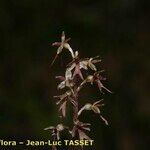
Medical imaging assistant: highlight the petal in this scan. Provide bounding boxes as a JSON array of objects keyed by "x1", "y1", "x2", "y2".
[
  {"x1": 78, "y1": 129, "x2": 91, "y2": 140},
  {"x1": 56, "y1": 124, "x2": 65, "y2": 131},
  {"x1": 81, "y1": 122, "x2": 91, "y2": 127},
  {"x1": 86, "y1": 75, "x2": 94, "y2": 83},
  {"x1": 91, "y1": 56, "x2": 101, "y2": 64},
  {"x1": 69, "y1": 97, "x2": 77, "y2": 108},
  {"x1": 70, "y1": 126, "x2": 77, "y2": 137},
  {"x1": 92, "y1": 106, "x2": 100, "y2": 114},
  {"x1": 92, "y1": 59, "x2": 101, "y2": 64},
  {"x1": 59, "y1": 101, "x2": 67, "y2": 117},
  {"x1": 84, "y1": 103, "x2": 92, "y2": 110},
  {"x1": 102, "y1": 85, "x2": 112, "y2": 93},
  {"x1": 65, "y1": 37, "x2": 71, "y2": 43},
  {"x1": 80, "y1": 61, "x2": 88, "y2": 70},
  {"x1": 82, "y1": 127, "x2": 91, "y2": 131},
  {"x1": 65, "y1": 69, "x2": 72, "y2": 79},
  {"x1": 57, "y1": 81, "x2": 66, "y2": 89},
  {"x1": 54, "y1": 93, "x2": 67, "y2": 101},
  {"x1": 44, "y1": 126, "x2": 55, "y2": 130},
  {"x1": 57, "y1": 132, "x2": 60, "y2": 140},
  {"x1": 57, "y1": 45, "x2": 63, "y2": 54},
  {"x1": 55, "y1": 76, "x2": 65, "y2": 81},
  {"x1": 75, "y1": 51, "x2": 79, "y2": 57},
  {"x1": 96, "y1": 80, "x2": 103, "y2": 93},
  {"x1": 63, "y1": 43, "x2": 75, "y2": 58},
  {"x1": 100, "y1": 115, "x2": 109, "y2": 125},
  {"x1": 78, "y1": 104, "x2": 91, "y2": 116},
  {"x1": 73, "y1": 65, "x2": 84, "y2": 80},
  {"x1": 61, "y1": 31, "x2": 65, "y2": 43},
  {"x1": 67, "y1": 63, "x2": 76, "y2": 72},
  {"x1": 97, "y1": 79, "x2": 112, "y2": 93},
  {"x1": 93, "y1": 99, "x2": 103, "y2": 106},
  {"x1": 88, "y1": 62, "x2": 97, "y2": 71},
  {"x1": 60, "y1": 94, "x2": 67, "y2": 100},
  {"x1": 52, "y1": 42, "x2": 61, "y2": 46}
]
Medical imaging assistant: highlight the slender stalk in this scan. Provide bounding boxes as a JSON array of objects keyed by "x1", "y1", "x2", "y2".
[
  {"x1": 72, "y1": 86, "x2": 79, "y2": 123},
  {"x1": 46, "y1": 31, "x2": 111, "y2": 150},
  {"x1": 72, "y1": 85, "x2": 83, "y2": 150}
]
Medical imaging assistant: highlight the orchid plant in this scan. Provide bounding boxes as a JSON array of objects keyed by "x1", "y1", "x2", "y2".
[{"x1": 45, "y1": 32, "x2": 112, "y2": 150}]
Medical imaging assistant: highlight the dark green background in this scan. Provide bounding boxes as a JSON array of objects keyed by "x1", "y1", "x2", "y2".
[{"x1": 0, "y1": 0, "x2": 149, "y2": 150}]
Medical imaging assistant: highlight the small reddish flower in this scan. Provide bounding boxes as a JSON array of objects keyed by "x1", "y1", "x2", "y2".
[
  {"x1": 67, "y1": 51, "x2": 84, "y2": 80},
  {"x1": 78, "y1": 100, "x2": 108, "y2": 125},
  {"x1": 67, "y1": 52, "x2": 101, "y2": 80},
  {"x1": 70, "y1": 120, "x2": 91, "y2": 140},
  {"x1": 50, "y1": 31, "x2": 75, "y2": 66},
  {"x1": 54, "y1": 90, "x2": 72, "y2": 117},
  {"x1": 80, "y1": 56, "x2": 101, "y2": 71},
  {"x1": 56, "y1": 69, "x2": 74, "y2": 89},
  {"x1": 44, "y1": 124, "x2": 68, "y2": 140},
  {"x1": 79, "y1": 71, "x2": 112, "y2": 94}
]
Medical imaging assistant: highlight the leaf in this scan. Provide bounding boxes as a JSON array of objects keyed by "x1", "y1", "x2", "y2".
[{"x1": 59, "y1": 101, "x2": 67, "y2": 117}]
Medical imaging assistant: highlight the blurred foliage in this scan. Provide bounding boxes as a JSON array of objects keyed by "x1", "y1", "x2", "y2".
[{"x1": 0, "y1": 0, "x2": 149, "y2": 150}]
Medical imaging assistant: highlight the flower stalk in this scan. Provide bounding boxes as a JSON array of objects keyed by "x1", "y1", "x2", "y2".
[{"x1": 45, "y1": 31, "x2": 112, "y2": 149}]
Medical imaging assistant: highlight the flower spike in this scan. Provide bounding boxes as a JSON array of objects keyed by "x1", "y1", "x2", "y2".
[{"x1": 46, "y1": 32, "x2": 112, "y2": 149}]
